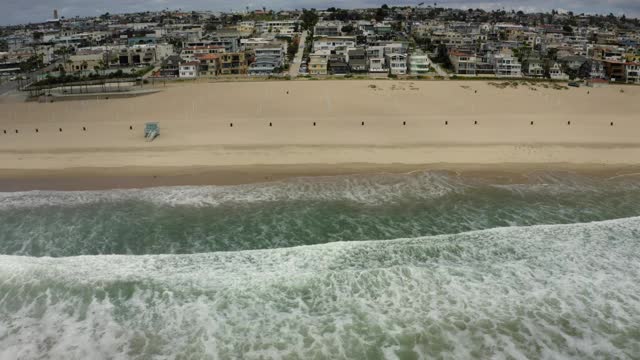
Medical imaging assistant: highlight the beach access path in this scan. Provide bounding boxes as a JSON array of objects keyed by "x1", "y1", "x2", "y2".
[{"x1": 289, "y1": 30, "x2": 308, "y2": 78}]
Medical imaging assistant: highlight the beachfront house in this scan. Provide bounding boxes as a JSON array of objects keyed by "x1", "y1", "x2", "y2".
[
  {"x1": 408, "y1": 52, "x2": 431, "y2": 75},
  {"x1": 347, "y1": 49, "x2": 368, "y2": 73},
  {"x1": 449, "y1": 51, "x2": 477, "y2": 76},
  {"x1": 549, "y1": 62, "x2": 570, "y2": 80},
  {"x1": 159, "y1": 54, "x2": 183, "y2": 77},
  {"x1": 525, "y1": 59, "x2": 545, "y2": 78},
  {"x1": 492, "y1": 52, "x2": 522, "y2": 77},
  {"x1": 195, "y1": 54, "x2": 220, "y2": 77},
  {"x1": 328, "y1": 54, "x2": 350, "y2": 75},
  {"x1": 368, "y1": 57, "x2": 385, "y2": 73},
  {"x1": 179, "y1": 61, "x2": 199, "y2": 78},
  {"x1": 309, "y1": 52, "x2": 329, "y2": 75},
  {"x1": 387, "y1": 54, "x2": 407, "y2": 75},
  {"x1": 626, "y1": 62, "x2": 640, "y2": 84},
  {"x1": 249, "y1": 42, "x2": 286, "y2": 75},
  {"x1": 219, "y1": 53, "x2": 248, "y2": 75},
  {"x1": 366, "y1": 46, "x2": 386, "y2": 73}
]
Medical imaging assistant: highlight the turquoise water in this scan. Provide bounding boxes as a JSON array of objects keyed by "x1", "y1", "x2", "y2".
[{"x1": 1, "y1": 171, "x2": 640, "y2": 359}]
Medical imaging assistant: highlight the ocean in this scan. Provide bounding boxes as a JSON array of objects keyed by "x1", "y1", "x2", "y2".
[{"x1": 1, "y1": 171, "x2": 639, "y2": 359}]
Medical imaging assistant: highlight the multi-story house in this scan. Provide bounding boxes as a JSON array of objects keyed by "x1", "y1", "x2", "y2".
[
  {"x1": 590, "y1": 60, "x2": 606, "y2": 79},
  {"x1": 525, "y1": 59, "x2": 545, "y2": 78},
  {"x1": 549, "y1": 62, "x2": 569, "y2": 80},
  {"x1": 179, "y1": 61, "x2": 199, "y2": 78},
  {"x1": 408, "y1": 52, "x2": 430, "y2": 75},
  {"x1": 368, "y1": 58, "x2": 385, "y2": 73},
  {"x1": 602, "y1": 60, "x2": 626, "y2": 81},
  {"x1": 180, "y1": 45, "x2": 226, "y2": 62},
  {"x1": 219, "y1": 52, "x2": 248, "y2": 75},
  {"x1": 328, "y1": 54, "x2": 350, "y2": 75},
  {"x1": 313, "y1": 36, "x2": 356, "y2": 53},
  {"x1": 492, "y1": 52, "x2": 522, "y2": 77},
  {"x1": 249, "y1": 43, "x2": 285, "y2": 75},
  {"x1": 347, "y1": 49, "x2": 368, "y2": 73},
  {"x1": 314, "y1": 22, "x2": 343, "y2": 37},
  {"x1": 256, "y1": 21, "x2": 300, "y2": 36},
  {"x1": 196, "y1": 54, "x2": 220, "y2": 77},
  {"x1": 386, "y1": 53, "x2": 407, "y2": 75},
  {"x1": 309, "y1": 52, "x2": 329, "y2": 75},
  {"x1": 449, "y1": 51, "x2": 477, "y2": 75},
  {"x1": 626, "y1": 62, "x2": 640, "y2": 84},
  {"x1": 159, "y1": 54, "x2": 183, "y2": 77}
]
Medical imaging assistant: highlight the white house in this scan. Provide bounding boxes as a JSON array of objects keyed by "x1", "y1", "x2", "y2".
[
  {"x1": 549, "y1": 62, "x2": 569, "y2": 80},
  {"x1": 408, "y1": 52, "x2": 430, "y2": 75},
  {"x1": 387, "y1": 54, "x2": 407, "y2": 75},
  {"x1": 313, "y1": 36, "x2": 356, "y2": 53},
  {"x1": 179, "y1": 61, "x2": 199, "y2": 78},
  {"x1": 492, "y1": 53, "x2": 522, "y2": 77},
  {"x1": 626, "y1": 62, "x2": 640, "y2": 84}
]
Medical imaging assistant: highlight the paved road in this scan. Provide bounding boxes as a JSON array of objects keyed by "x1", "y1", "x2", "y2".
[
  {"x1": 289, "y1": 30, "x2": 308, "y2": 78},
  {"x1": 0, "y1": 60, "x2": 61, "y2": 96}
]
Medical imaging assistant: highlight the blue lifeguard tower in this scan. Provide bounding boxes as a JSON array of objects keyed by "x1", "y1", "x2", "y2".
[{"x1": 144, "y1": 122, "x2": 159, "y2": 142}]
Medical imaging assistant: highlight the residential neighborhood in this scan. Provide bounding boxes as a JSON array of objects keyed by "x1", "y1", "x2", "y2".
[{"x1": 1, "y1": 4, "x2": 640, "y2": 92}]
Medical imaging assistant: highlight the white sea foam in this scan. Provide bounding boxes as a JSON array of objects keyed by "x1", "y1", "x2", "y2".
[
  {"x1": 0, "y1": 171, "x2": 464, "y2": 210},
  {"x1": 1, "y1": 217, "x2": 640, "y2": 359}
]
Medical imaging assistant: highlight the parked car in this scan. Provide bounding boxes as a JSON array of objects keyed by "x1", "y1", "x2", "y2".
[{"x1": 568, "y1": 82, "x2": 580, "y2": 87}]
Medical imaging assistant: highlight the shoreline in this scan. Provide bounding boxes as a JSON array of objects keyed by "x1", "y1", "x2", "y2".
[{"x1": 2, "y1": 163, "x2": 640, "y2": 192}]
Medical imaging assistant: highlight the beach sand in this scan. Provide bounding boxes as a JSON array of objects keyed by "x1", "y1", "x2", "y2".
[{"x1": 1, "y1": 80, "x2": 639, "y2": 189}]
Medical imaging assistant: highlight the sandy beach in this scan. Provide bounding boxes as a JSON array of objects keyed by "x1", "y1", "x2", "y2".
[{"x1": 1, "y1": 80, "x2": 639, "y2": 188}]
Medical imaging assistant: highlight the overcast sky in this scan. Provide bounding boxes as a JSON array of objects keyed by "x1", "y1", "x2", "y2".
[{"x1": 2, "y1": 0, "x2": 639, "y2": 26}]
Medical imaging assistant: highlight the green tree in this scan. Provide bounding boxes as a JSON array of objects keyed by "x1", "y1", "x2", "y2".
[
  {"x1": 341, "y1": 25, "x2": 355, "y2": 34},
  {"x1": 434, "y1": 44, "x2": 453, "y2": 70},
  {"x1": 301, "y1": 9, "x2": 319, "y2": 31}
]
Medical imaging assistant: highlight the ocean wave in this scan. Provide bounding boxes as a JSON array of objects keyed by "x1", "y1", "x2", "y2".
[
  {"x1": 2, "y1": 218, "x2": 640, "y2": 359},
  {"x1": 2, "y1": 170, "x2": 640, "y2": 257},
  {"x1": 0, "y1": 171, "x2": 464, "y2": 209}
]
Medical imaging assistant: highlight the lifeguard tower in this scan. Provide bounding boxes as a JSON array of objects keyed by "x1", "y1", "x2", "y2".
[{"x1": 144, "y1": 122, "x2": 159, "y2": 142}]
